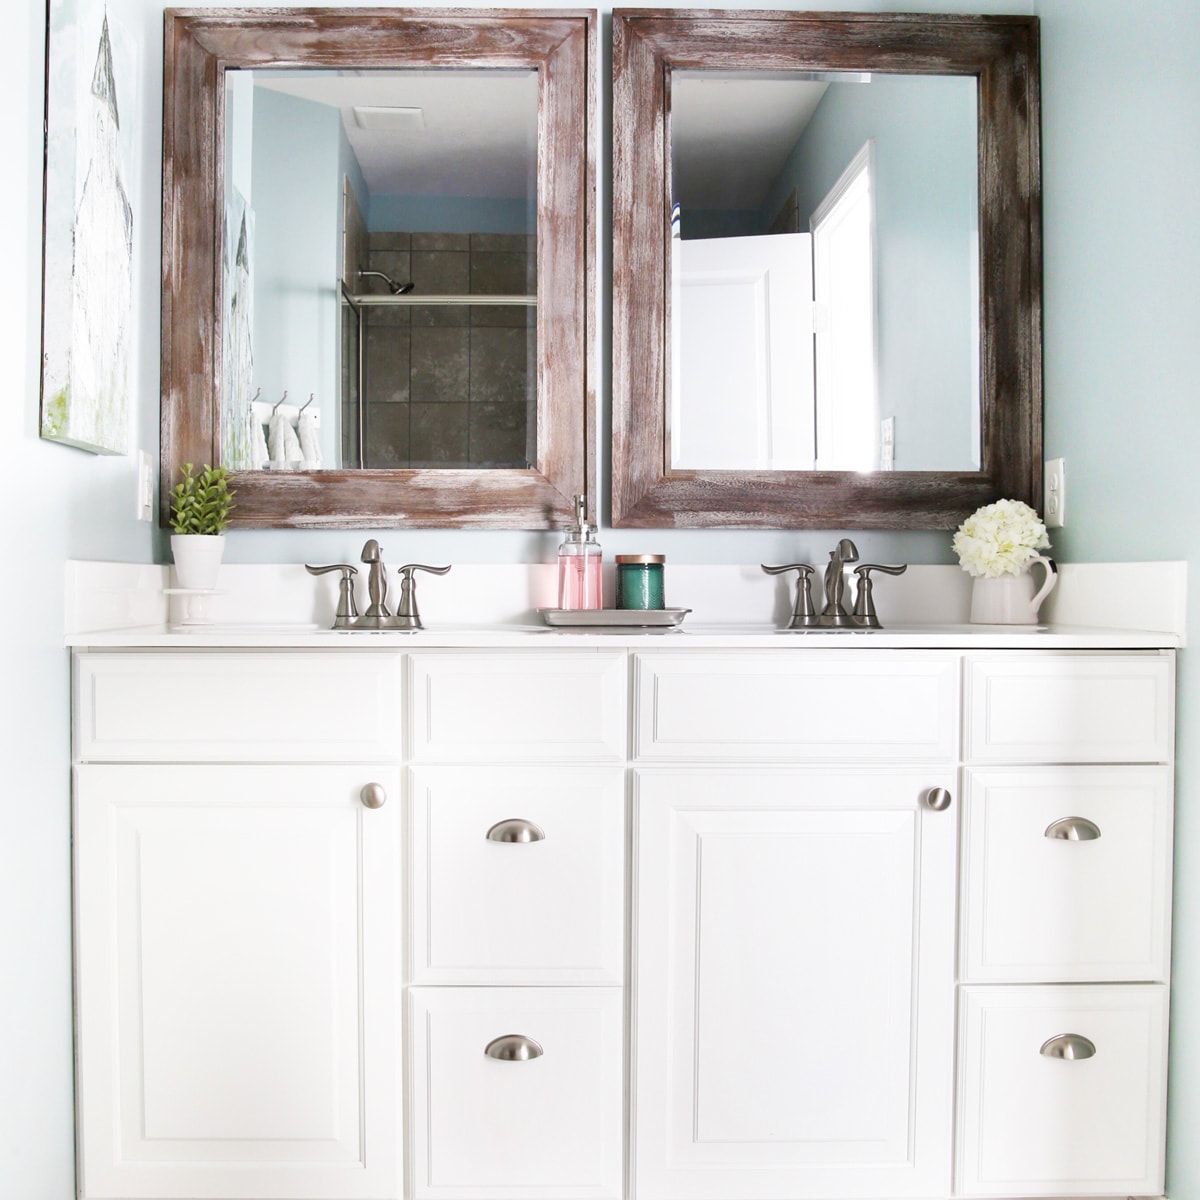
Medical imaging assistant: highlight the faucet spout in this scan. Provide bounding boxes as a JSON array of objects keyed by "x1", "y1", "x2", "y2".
[
  {"x1": 819, "y1": 539, "x2": 860, "y2": 627},
  {"x1": 360, "y1": 539, "x2": 391, "y2": 619}
]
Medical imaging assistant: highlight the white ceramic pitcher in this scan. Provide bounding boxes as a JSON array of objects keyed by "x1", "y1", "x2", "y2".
[{"x1": 969, "y1": 555, "x2": 1058, "y2": 625}]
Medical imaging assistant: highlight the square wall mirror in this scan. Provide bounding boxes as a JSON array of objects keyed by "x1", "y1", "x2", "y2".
[
  {"x1": 612, "y1": 10, "x2": 1042, "y2": 528},
  {"x1": 162, "y1": 8, "x2": 595, "y2": 529}
]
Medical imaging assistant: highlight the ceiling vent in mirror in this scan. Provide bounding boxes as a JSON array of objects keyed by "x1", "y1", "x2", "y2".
[{"x1": 353, "y1": 105, "x2": 424, "y2": 131}]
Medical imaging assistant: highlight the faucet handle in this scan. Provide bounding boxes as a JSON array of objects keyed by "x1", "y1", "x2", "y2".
[
  {"x1": 761, "y1": 563, "x2": 819, "y2": 629},
  {"x1": 393, "y1": 564, "x2": 452, "y2": 630},
  {"x1": 851, "y1": 563, "x2": 908, "y2": 629},
  {"x1": 305, "y1": 563, "x2": 360, "y2": 629}
]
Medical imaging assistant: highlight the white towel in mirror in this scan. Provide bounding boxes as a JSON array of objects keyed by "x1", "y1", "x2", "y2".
[
  {"x1": 269, "y1": 412, "x2": 304, "y2": 466},
  {"x1": 251, "y1": 414, "x2": 269, "y2": 469},
  {"x1": 298, "y1": 410, "x2": 322, "y2": 468}
]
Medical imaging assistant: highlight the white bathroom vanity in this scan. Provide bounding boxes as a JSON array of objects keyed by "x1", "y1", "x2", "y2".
[{"x1": 65, "y1": 562, "x2": 1182, "y2": 1200}]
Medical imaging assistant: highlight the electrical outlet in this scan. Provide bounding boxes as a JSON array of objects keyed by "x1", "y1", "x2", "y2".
[
  {"x1": 137, "y1": 450, "x2": 154, "y2": 522},
  {"x1": 880, "y1": 417, "x2": 895, "y2": 471},
  {"x1": 1044, "y1": 457, "x2": 1065, "y2": 528}
]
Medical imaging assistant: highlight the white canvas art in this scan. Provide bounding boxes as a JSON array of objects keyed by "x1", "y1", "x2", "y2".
[
  {"x1": 41, "y1": 1, "x2": 138, "y2": 455},
  {"x1": 222, "y1": 190, "x2": 257, "y2": 469}
]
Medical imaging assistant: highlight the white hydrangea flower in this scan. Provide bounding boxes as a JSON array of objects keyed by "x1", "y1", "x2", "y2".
[{"x1": 952, "y1": 499, "x2": 1051, "y2": 578}]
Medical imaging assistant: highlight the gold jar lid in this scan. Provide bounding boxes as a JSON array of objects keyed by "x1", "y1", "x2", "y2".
[{"x1": 616, "y1": 554, "x2": 666, "y2": 565}]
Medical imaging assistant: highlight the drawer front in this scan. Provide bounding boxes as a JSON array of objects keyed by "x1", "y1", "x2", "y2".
[
  {"x1": 633, "y1": 652, "x2": 958, "y2": 762},
  {"x1": 961, "y1": 767, "x2": 1173, "y2": 983},
  {"x1": 408, "y1": 987, "x2": 623, "y2": 1200},
  {"x1": 956, "y1": 985, "x2": 1167, "y2": 1197},
  {"x1": 75, "y1": 652, "x2": 403, "y2": 762},
  {"x1": 964, "y1": 653, "x2": 1173, "y2": 764},
  {"x1": 409, "y1": 767, "x2": 626, "y2": 984},
  {"x1": 409, "y1": 652, "x2": 627, "y2": 763}
]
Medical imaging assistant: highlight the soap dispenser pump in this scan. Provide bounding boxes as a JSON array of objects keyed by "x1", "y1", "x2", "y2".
[{"x1": 557, "y1": 494, "x2": 603, "y2": 610}]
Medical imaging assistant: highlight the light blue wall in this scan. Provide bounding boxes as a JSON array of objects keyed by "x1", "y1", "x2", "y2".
[
  {"x1": 368, "y1": 193, "x2": 536, "y2": 234},
  {"x1": 251, "y1": 87, "x2": 341, "y2": 464},
  {"x1": 339, "y1": 117, "x2": 370, "y2": 256},
  {"x1": 6, "y1": 1, "x2": 1200, "y2": 1197},
  {"x1": 1033, "y1": 1, "x2": 1200, "y2": 1193},
  {"x1": 761, "y1": 74, "x2": 978, "y2": 470}
]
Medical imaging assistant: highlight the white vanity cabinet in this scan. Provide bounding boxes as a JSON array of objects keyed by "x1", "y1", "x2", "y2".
[
  {"x1": 404, "y1": 651, "x2": 627, "y2": 1200},
  {"x1": 72, "y1": 652, "x2": 405, "y2": 1200},
  {"x1": 70, "y1": 638, "x2": 1177, "y2": 1200},
  {"x1": 956, "y1": 653, "x2": 1175, "y2": 1198},
  {"x1": 630, "y1": 652, "x2": 960, "y2": 1200}
]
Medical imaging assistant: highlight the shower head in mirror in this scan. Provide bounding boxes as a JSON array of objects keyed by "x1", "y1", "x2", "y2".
[{"x1": 358, "y1": 269, "x2": 414, "y2": 295}]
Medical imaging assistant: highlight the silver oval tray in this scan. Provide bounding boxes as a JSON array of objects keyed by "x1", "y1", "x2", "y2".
[{"x1": 538, "y1": 607, "x2": 690, "y2": 628}]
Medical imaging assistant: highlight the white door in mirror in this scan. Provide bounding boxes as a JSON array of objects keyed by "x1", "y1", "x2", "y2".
[{"x1": 672, "y1": 233, "x2": 815, "y2": 470}]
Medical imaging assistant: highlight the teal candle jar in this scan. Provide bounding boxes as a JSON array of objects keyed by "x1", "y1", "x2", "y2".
[{"x1": 616, "y1": 554, "x2": 666, "y2": 610}]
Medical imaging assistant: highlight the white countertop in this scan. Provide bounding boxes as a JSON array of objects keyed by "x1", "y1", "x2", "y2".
[{"x1": 66, "y1": 622, "x2": 1180, "y2": 650}]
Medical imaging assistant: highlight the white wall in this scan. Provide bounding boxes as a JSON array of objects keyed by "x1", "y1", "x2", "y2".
[{"x1": 3, "y1": 1, "x2": 1199, "y2": 1197}]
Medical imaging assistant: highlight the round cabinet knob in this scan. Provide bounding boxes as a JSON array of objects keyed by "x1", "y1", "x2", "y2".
[
  {"x1": 923, "y1": 787, "x2": 952, "y2": 812},
  {"x1": 484, "y1": 1034, "x2": 544, "y2": 1061},
  {"x1": 360, "y1": 783, "x2": 387, "y2": 809}
]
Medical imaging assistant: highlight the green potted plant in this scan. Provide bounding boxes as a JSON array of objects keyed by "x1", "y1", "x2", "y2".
[{"x1": 169, "y1": 463, "x2": 235, "y2": 590}]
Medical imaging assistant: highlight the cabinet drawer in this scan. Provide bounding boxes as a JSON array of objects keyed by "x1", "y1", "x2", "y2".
[
  {"x1": 961, "y1": 767, "x2": 1173, "y2": 982},
  {"x1": 956, "y1": 985, "x2": 1167, "y2": 1197},
  {"x1": 409, "y1": 767, "x2": 625, "y2": 984},
  {"x1": 75, "y1": 651, "x2": 403, "y2": 763},
  {"x1": 409, "y1": 652, "x2": 627, "y2": 763},
  {"x1": 633, "y1": 652, "x2": 957, "y2": 762},
  {"x1": 408, "y1": 987, "x2": 623, "y2": 1200},
  {"x1": 964, "y1": 653, "x2": 1173, "y2": 763}
]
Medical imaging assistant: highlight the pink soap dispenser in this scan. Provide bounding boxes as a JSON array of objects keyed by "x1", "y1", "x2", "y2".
[{"x1": 557, "y1": 494, "x2": 603, "y2": 610}]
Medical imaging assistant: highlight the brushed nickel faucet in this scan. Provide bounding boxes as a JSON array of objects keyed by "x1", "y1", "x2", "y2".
[
  {"x1": 763, "y1": 540, "x2": 907, "y2": 630},
  {"x1": 307, "y1": 540, "x2": 451, "y2": 630}
]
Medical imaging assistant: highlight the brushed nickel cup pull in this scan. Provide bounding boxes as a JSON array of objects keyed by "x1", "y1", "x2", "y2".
[
  {"x1": 1044, "y1": 816, "x2": 1102, "y2": 841},
  {"x1": 484, "y1": 1034, "x2": 544, "y2": 1061},
  {"x1": 1040, "y1": 1033, "x2": 1096, "y2": 1060},
  {"x1": 923, "y1": 787, "x2": 952, "y2": 812},
  {"x1": 360, "y1": 783, "x2": 387, "y2": 809},
  {"x1": 486, "y1": 818, "x2": 546, "y2": 843}
]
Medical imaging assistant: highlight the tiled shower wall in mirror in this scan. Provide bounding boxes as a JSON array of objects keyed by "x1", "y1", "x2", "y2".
[{"x1": 345, "y1": 231, "x2": 537, "y2": 469}]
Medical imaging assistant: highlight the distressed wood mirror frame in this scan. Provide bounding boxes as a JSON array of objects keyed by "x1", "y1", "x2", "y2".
[
  {"x1": 162, "y1": 8, "x2": 595, "y2": 529},
  {"x1": 611, "y1": 10, "x2": 1041, "y2": 529}
]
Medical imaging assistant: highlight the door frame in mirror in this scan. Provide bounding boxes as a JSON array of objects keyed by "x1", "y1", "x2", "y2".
[
  {"x1": 612, "y1": 10, "x2": 1041, "y2": 529},
  {"x1": 162, "y1": 8, "x2": 595, "y2": 529}
]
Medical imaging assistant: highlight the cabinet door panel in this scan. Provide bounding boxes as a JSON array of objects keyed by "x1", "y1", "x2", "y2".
[
  {"x1": 74, "y1": 764, "x2": 401, "y2": 1200},
  {"x1": 409, "y1": 987, "x2": 623, "y2": 1200},
  {"x1": 75, "y1": 651, "x2": 403, "y2": 762},
  {"x1": 632, "y1": 768, "x2": 956, "y2": 1199},
  {"x1": 957, "y1": 985, "x2": 1168, "y2": 1196},
  {"x1": 964, "y1": 653, "x2": 1173, "y2": 763},
  {"x1": 633, "y1": 652, "x2": 958, "y2": 762},
  {"x1": 962, "y1": 766, "x2": 1173, "y2": 982},
  {"x1": 409, "y1": 766, "x2": 625, "y2": 984},
  {"x1": 409, "y1": 651, "x2": 627, "y2": 763}
]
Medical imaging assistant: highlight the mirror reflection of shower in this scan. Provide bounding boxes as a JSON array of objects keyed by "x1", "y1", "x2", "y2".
[
  {"x1": 358, "y1": 269, "x2": 414, "y2": 295},
  {"x1": 221, "y1": 65, "x2": 540, "y2": 472}
]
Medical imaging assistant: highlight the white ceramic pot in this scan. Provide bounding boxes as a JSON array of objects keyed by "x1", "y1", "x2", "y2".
[
  {"x1": 170, "y1": 534, "x2": 225, "y2": 591},
  {"x1": 969, "y1": 555, "x2": 1057, "y2": 624}
]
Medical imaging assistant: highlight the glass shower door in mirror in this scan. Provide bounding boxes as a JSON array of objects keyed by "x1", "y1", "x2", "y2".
[{"x1": 222, "y1": 67, "x2": 538, "y2": 472}]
